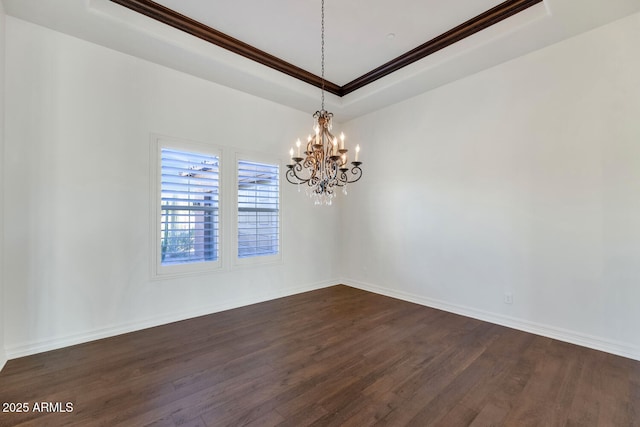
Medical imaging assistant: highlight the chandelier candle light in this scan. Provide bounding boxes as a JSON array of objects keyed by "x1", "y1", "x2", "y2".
[{"x1": 286, "y1": 0, "x2": 363, "y2": 205}]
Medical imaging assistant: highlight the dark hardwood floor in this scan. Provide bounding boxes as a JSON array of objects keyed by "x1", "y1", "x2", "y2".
[{"x1": 0, "y1": 285, "x2": 638, "y2": 426}]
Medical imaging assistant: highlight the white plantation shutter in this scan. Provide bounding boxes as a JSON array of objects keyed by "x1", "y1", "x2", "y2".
[
  {"x1": 161, "y1": 148, "x2": 219, "y2": 265},
  {"x1": 237, "y1": 160, "x2": 279, "y2": 258}
]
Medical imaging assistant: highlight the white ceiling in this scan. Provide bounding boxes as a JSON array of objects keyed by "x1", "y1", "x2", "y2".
[
  {"x1": 3, "y1": 0, "x2": 640, "y2": 120},
  {"x1": 152, "y1": 0, "x2": 504, "y2": 85}
]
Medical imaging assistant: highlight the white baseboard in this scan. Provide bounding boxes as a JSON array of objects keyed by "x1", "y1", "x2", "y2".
[
  {"x1": 5, "y1": 280, "x2": 336, "y2": 360},
  {"x1": 7, "y1": 279, "x2": 638, "y2": 363},
  {"x1": 344, "y1": 279, "x2": 640, "y2": 362}
]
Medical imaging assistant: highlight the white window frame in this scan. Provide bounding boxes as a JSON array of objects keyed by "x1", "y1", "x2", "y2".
[
  {"x1": 150, "y1": 135, "x2": 223, "y2": 279},
  {"x1": 233, "y1": 153, "x2": 282, "y2": 267}
]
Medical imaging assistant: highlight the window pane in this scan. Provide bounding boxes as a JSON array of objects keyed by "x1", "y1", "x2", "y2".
[
  {"x1": 161, "y1": 148, "x2": 219, "y2": 265},
  {"x1": 238, "y1": 160, "x2": 279, "y2": 258}
]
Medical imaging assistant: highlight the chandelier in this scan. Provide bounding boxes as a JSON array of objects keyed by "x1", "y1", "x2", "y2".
[{"x1": 286, "y1": 0, "x2": 363, "y2": 205}]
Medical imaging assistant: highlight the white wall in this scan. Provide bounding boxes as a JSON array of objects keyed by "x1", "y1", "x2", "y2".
[
  {"x1": 3, "y1": 17, "x2": 341, "y2": 358},
  {"x1": 0, "y1": 1, "x2": 7, "y2": 371},
  {"x1": 341, "y1": 12, "x2": 640, "y2": 360}
]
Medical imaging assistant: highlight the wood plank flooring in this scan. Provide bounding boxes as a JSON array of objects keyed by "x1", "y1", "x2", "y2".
[{"x1": 0, "y1": 285, "x2": 638, "y2": 426}]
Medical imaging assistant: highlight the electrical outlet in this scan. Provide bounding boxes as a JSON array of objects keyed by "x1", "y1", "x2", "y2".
[{"x1": 504, "y1": 292, "x2": 513, "y2": 304}]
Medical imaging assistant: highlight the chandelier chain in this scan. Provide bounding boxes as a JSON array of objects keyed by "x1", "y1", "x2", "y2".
[{"x1": 320, "y1": 0, "x2": 325, "y2": 111}]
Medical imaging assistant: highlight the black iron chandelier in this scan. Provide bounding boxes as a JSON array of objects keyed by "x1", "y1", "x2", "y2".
[{"x1": 286, "y1": 0, "x2": 363, "y2": 205}]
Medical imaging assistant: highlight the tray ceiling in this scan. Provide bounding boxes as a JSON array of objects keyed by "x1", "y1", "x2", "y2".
[
  {"x1": 3, "y1": 0, "x2": 640, "y2": 119},
  {"x1": 150, "y1": 0, "x2": 509, "y2": 86},
  {"x1": 110, "y1": 0, "x2": 542, "y2": 95}
]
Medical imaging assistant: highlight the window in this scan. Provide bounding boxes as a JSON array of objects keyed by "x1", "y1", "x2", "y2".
[
  {"x1": 152, "y1": 136, "x2": 222, "y2": 278},
  {"x1": 151, "y1": 137, "x2": 281, "y2": 276},
  {"x1": 161, "y1": 148, "x2": 220, "y2": 265},
  {"x1": 237, "y1": 160, "x2": 280, "y2": 259}
]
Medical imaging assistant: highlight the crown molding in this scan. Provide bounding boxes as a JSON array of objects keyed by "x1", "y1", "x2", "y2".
[
  {"x1": 109, "y1": 0, "x2": 343, "y2": 95},
  {"x1": 109, "y1": 0, "x2": 542, "y2": 97},
  {"x1": 341, "y1": 0, "x2": 543, "y2": 95}
]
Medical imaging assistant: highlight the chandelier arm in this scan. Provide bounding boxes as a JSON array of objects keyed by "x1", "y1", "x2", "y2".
[
  {"x1": 309, "y1": 173, "x2": 321, "y2": 187},
  {"x1": 287, "y1": 160, "x2": 328, "y2": 186},
  {"x1": 335, "y1": 169, "x2": 348, "y2": 185},
  {"x1": 285, "y1": 165, "x2": 308, "y2": 185},
  {"x1": 345, "y1": 164, "x2": 363, "y2": 183},
  {"x1": 285, "y1": 172, "x2": 302, "y2": 185},
  {"x1": 303, "y1": 155, "x2": 316, "y2": 169}
]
